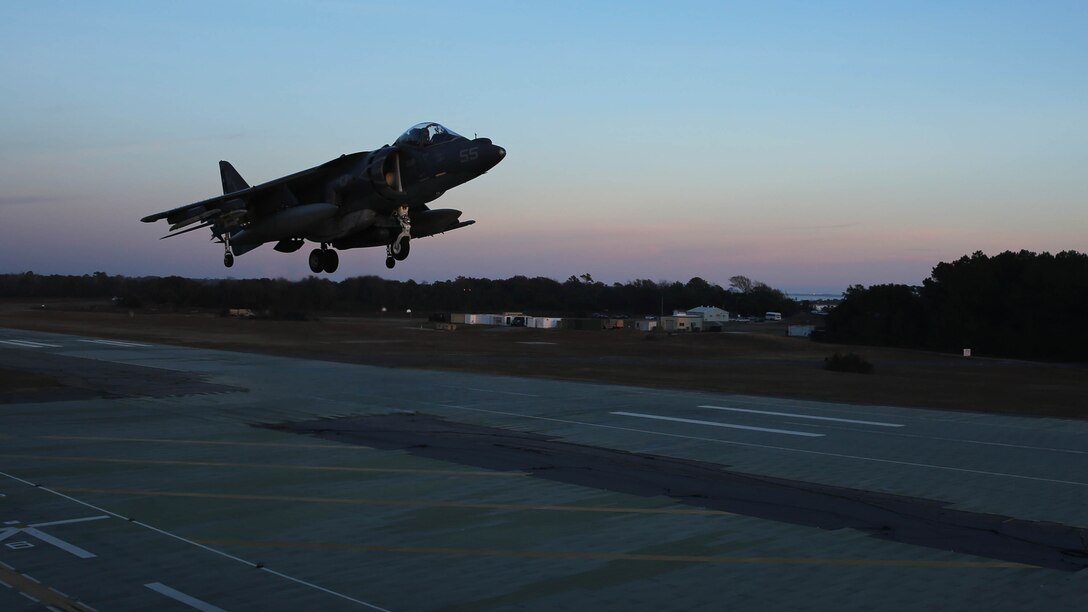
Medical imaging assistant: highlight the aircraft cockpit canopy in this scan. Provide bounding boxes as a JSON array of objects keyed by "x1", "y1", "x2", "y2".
[{"x1": 396, "y1": 123, "x2": 464, "y2": 148}]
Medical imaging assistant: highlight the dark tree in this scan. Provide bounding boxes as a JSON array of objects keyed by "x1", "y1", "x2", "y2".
[
  {"x1": 824, "y1": 284, "x2": 926, "y2": 347},
  {"x1": 820, "y1": 250, "x2": 1088, "y2": 361}
]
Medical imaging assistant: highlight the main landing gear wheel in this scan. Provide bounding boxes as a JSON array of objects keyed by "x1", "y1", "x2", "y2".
[
  {"x1": 224, "y1": 252, "x2": 234, "y2": 268},
  {"x1": 322, "y1": 249, "x2": 339, "y2": 273},
  {"x1": 309, "y1": 247, "x2": 339, "y2": 274}
]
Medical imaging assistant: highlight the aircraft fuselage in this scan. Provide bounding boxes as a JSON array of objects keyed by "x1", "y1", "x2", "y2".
[{"x1": 141, "y1": 122, "x2": 504, "y2": 273}]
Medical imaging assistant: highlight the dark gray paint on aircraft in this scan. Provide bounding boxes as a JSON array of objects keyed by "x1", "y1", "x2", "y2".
[{"x1": 141, "y1": 123, "x2": 504, "y2": 273}]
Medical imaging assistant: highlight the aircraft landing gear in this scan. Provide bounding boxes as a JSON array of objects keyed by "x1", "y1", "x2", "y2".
[
  {"x1": 384, "y1": 236, "x2": 410, "y2": 269},
  {"x1": 391, "y1": 236, "x2": 410, "y2": 261},
  {"x1": 394, "y1": 205, "x2": 411, "y2": 239},
  {"x1": 309, "y1": 244, "x2": 339, "y2": 274},
  {"x1": 384, "y1": 205, "x2": 412, "y2": 270},
  {"x1": 222, "y1": 233, "x2": 234, "y2": 268}
]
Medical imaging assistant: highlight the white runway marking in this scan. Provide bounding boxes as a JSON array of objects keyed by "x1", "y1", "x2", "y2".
[
  {"x1": 517, "y1": 341, "x2": 557, "y2": 345},
  {"x1": 0, "y1": 339, "x2": 61, "y2": 348},
  {"x1": 145, "y1": 582, "x2": 226, "y2": 612},
  {"x1": 611, "y1": 412, "x2": 825, "y2": 437},
  {"x1": 29, "y1": 515, "x2": 110, "y2": 528},
  {"x1": 459, "y1": 387, "x2": 539, "y2": 397},
  {"x1": 0, "y1": 470, "x2": 391, "y2": 611},
  {"x1": 783, "y1": 421, "x2": 1088, "y2": 454},
  {"x1": 435, "y1": 404, "x2": 1088, "y2": 487},
  {"x1": 1, "y1": 518, "x2": 99, "y2": 557},
  {"x1": 77, "y1": 339, "x2": 150, "y2": 348},
  {"x1": 698, "y1": 405, "x2": 904, "y2": 427},
  {"x1": 21, "y1": 527, "x2": 96, "y2": 558}
]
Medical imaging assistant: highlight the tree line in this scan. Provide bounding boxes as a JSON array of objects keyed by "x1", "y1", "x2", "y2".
[
  {"x1": 0, "y1": 271, "x2": 798, "y2": 319},
  {"x1": 821, "y1": 250, "x2": 1088, "y2": 361}
]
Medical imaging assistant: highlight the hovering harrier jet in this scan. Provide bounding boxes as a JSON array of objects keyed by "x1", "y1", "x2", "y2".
[{"x1": 141, "y1": 122, "x2": 504, "y2": 272}]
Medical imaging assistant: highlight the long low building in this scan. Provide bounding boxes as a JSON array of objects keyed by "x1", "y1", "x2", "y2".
[
  {"x1": 449, "y1": 311, "x2": 710, "y2": 332},
  {"x1": 451, "y1": 313, "x2": 562, "y2": 329},
  {"x1": 450, "y1": 305, "x2": 741, "y2": 332}
]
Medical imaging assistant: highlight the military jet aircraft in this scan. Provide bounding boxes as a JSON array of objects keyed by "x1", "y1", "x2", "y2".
[{"x1": 141, "y1": 122, "x2": 504, "y2": 273}]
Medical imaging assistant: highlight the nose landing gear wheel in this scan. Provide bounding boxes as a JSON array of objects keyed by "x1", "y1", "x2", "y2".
[{"x1": 391, "y1": 236, "x2": 410, "y2": 261}]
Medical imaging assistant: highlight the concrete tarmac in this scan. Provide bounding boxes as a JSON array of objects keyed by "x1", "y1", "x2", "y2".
[{"x1": 1, "y1": 328, "x2": 1087, "y2": 610}]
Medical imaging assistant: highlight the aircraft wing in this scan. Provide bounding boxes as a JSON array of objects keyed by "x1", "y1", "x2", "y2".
[
  {"x1": 140, "y1": 192, "x2": 249, "y2": 228},
  {"x1": 141, "y1": 152, "x2": 368, "y2": 235}
]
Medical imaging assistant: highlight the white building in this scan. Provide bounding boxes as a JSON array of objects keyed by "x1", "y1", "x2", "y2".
[
  {"x1": 530, "y1": 317, "x2": 562, "y2": 329},
  {"x1": 452, "y1": 313, "x2": 563, "y2": 329},
  {"x1": 660, "y1": 314, "x2": 703, "y2": 332},
  {"x1": 685, "y1": 306, "x2": 730, "y2": 322},
  {"x1": 462, "y1": 313, "x2": 503, "y2": 325},
  {"x1": 628, "y1": 318, "x2": 658, "y2": 332}
]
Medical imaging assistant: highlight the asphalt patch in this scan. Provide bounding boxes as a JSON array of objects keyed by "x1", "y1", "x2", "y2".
[
  {"x1": 0, "y1": 348, "x2": 245, "y2": 402},
  {"x1": 266, "y1": 412, "x2": 1088, "y2": 571}
]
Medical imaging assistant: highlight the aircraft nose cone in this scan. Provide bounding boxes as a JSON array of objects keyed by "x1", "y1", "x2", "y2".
[{"x1": 472, "y1": 138, "x2": 505, "y2": 170}]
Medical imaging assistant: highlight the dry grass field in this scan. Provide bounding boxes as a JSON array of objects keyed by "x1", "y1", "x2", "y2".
[{"x1": 2, "y1": 299, "x2": 1085, "y2": 419}]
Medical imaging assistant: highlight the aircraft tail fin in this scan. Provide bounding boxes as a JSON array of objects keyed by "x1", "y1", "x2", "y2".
[{"x1": 219, "y1": 161, "x2": 250, "y2": 194}]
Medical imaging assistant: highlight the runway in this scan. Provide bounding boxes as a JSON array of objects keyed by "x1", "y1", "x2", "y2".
[{"x1": 1, "y1": 328, "x2": 1087, "y2": 610}]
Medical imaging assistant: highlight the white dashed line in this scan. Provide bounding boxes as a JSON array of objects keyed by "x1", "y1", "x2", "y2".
[
  {"x1": 611, "y1": 412, "x2": 825, "y2": 437},
  {"x1": 0, "y1": 339, "x2": 61, "y2": 348},
  {"x1": 698, "y1": 405, "x2": 904, "y2": 427},
  {"x1": 435, "y1": 403, "x2": 1087, "y2": 487},
  {"x1": 459, "y1": 387, "x2": 540, "y2": 397},
  {"x1": 145, "y1": 582, "x2": 226, "y2": 612},
  {"x1": 77, "y1": 339, "x2": 150, "y2": 348}
]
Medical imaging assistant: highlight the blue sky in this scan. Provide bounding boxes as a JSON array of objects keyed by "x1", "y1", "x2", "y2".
[{"x1": 1, "y1": 1, "x2": 1084, "y2": 293}]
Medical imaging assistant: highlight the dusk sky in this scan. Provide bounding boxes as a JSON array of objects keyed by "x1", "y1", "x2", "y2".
[{"x1": 2, "y1": 1, "x2": 1084, "y2": 293}]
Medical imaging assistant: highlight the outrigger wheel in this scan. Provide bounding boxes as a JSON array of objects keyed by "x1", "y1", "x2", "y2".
[
  {"x1": 385, "y1": 256, "x2": 396, "y2": 269},
  {"x1": 224, "y1": 252, "x2": 234, "y2": 268}
]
